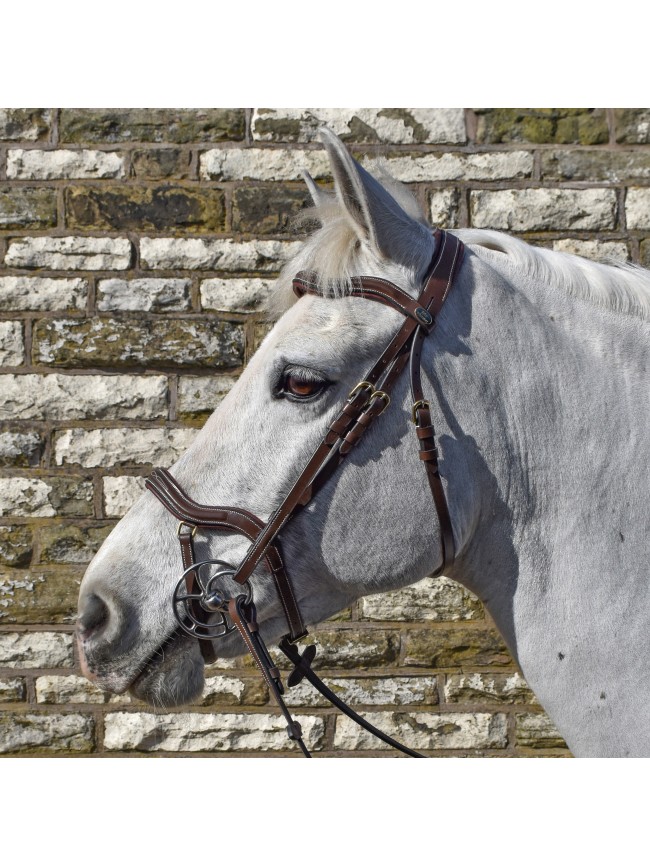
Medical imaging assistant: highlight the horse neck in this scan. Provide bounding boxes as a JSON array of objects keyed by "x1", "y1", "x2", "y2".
[{"x1": 437, "y1": 248, "x2": 650, "y2": 755}]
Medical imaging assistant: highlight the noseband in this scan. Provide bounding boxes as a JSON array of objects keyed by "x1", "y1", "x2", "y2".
[{"x1": 146, "y1": 230, "x2": 464, "y2": 757}]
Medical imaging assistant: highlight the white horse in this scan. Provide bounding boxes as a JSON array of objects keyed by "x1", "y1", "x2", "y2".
[{"x1": 76, "y1": 128, "x2": 650, "y2": 757}]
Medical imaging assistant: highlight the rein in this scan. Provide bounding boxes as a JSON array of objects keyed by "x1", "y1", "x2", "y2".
[{"x1": 145, "y1": 229, "x2": 465, "y2": 757}]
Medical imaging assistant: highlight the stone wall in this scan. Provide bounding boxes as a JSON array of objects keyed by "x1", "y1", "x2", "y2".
[{"x1": 1, "y1": 107, "x2": 647, "y2": 757}]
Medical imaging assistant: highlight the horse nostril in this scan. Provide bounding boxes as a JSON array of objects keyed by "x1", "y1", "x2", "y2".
[{"x1": 77, "y1": 593, "x2": 110, "y2": 639}]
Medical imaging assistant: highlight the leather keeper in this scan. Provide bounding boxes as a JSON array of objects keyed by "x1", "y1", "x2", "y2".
[
  {"x1": 419, "y1": 447, "x2": 439, "y2": 462},
  {"x1": 416, "y1": 425, "x2": 435, "y2": 440}
]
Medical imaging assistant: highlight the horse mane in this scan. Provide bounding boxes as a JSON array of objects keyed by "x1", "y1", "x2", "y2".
[
  {"x1": 454, "y1": 229, "x2": 650, "y2": 322},
  {"x1": 269, "y1": 170, "x2": 650, "y2": 323}
]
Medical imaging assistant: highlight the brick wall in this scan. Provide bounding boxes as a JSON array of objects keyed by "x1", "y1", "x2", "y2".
[{"x1": 1, "y1": 107, "x2": 648, "y2": 757}]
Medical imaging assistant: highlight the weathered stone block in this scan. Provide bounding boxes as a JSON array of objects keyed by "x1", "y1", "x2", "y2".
[
  {"x1": 640, "y1": 239, "x2": 650, "y2": 268},
  {"x1": 6, "y1": 149, "x2": 125, "y2": 180},
  {"x1": 0, "y1": 277, "x2": 88, "y2": 312},
  {"x1": 474, "y1": 108, "x2": 609, "y2": 145},
  {"x1": 140, "y1": 237, "x2": 301, "y2": 271},
  {"x1": 542, "y1": 149, "x2": 650, "y2": 183},
  {"x1": 37, "y1": 525, "x2": 112, "y2": 565},
  {"x1": 97, "y1": 278, "x2": 191, "y2": 312},
  {"x1": 470, "y1": 188, "x2": 617, "y2": 231},
  {"x1": 334, "y1": 711, "x2": 508, "y2": 751},
  {"x1": 0, "y1": 677, "x2": 25, "y2": 702},
  {"x1": 60, "y1": 109, "x2": 245, "y2": 143},
  {"x1": 252, "y1": 108, "x2": 466, "y2": 144},
  {"x1": 201, "y1": 148, "x2": 330, "y2": 181},
  {"x1": 232, "y1": 186, "x2": 311, "y2": 234},
  {"x1": 177, "y1": 375, "x2": 237, "y2": 422},
  {"x1": 0, "y1": 567, "x2": 83, "y2": 623},
  {"x1": 103, "y1": 476, "x2": 146, "y2": 518},
  {"x1": 0, "y1": 109, "x2": 51, "y2": 141},
  {"x1": 286, "y1": 676, "x2": 438, "y2": 708},
  {"x1": 0, "y1": 525, "x2": 33, "y2": 567},
  {"x1": 281, "y1": 630, "x2": 400, "y2": 669},
  {"x1": 103, "y1": 711, "x2": 324, "y2": 752},
  {"x1": 614, "y1": 109, "x2": 650, "y2": 144},
  {"x1": 552, "y1": 238, "x2": 629, "y2": 261},
  {"x1": 0, "y1": 431, "x2": 43, "y2": 467},
  {"x1": 0, "y1": 187, "x2": 57, "y2": 229},
  {"x1": 0, "y1": 321, "x2": 24, "y2": 366},
  {"x1": 430, "y1": 189, "x2": 461, "y2": 229},
  {"x1": 5, "y1": 236, "x2": 132, "y2": 270},
  {"x1": 369, "y1": 151, "x2": 533, "y2": 183},
  {"x1": 360, "y1": 576, "x2": 483, "y2": 622},
  {"x1": 626, "y1": 188, "x2": 650, "y2": 229},
  {"x1": 0, "y1": 374, "x2": 168, "y2": 420},
  {"x1": 0, "y1": 476, "x2": 93, "y2": 517},
  {"x1": 35, "y1": 674, "x2": 112, "y2": 704},
  {"x1": 0, "y1": 712, "x2": 94, "y2": 754},
  {"x1": 200, "y1": 675, "x2": 269, "y2": 706},
  {"x1": 403, "y1": 625, "x2": 512, "y2": 669},
  {"x1": 131, "y1": 148, "x2": 191, "y2": 179},
  {"x1": 200, "y1": 278, "x2": 272, "y2": 312},
  {"x1": 33, "y1": 317, "x2": 244, "y2": 369},
  {"x1": 515, "y1": 712, "x2": 567, "y2": 749},
  {"x1": 0, "y1": 631, "x2": 74, "y2": 667},
  {"x1": 54, "y1": 427, "x2": 197, "y2": 468},
  {"x1": 444, "y1": 672, "x2": 540, "y2": 705},
  {"x1": 65, "y1": 185, "x2": 226, "y2": 233}
]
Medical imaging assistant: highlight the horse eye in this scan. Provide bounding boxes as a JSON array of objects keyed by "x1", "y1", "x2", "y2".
[{"x1": 278, "y1": 367, "x2": 329, "y2": 401}]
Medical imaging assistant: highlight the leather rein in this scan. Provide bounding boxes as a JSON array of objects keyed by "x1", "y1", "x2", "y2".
[{"x1": 145, "y1": 229, "x2": 465, "y2": 757}]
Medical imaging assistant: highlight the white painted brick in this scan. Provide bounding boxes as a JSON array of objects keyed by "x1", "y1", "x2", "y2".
[
  {"x1": 334, "y1": 711, "x2": 508, "y2": 751},
  {"x1": 0, "y1": 631, "x2": 74, "y2": 667},
  {"x1": 368, "y1": 151, "x2": 533, "y2": 183},
  {"x1": 103, "y1": 476, "x2": 146, "y2": 518},
  {"x1": 286, "y1": 676, "x2": 438, "y2": 708},
  {"x1": 35, "y1": 674, "x2": 116, "y2": 704},
  {"x1": 552, "y1": 239, "x2": 629, "y2": 261},
  {"x1": 444, "y1": 672, "x2": 540, "y2": 706},
  {"x1": 626, "y1": 188, "x2": 650, "y2": 229},
  {"x1": 103, "y1": 711, "x2": 325, "y2": 752},
  {"x1": 430, "y1": 189, "x2": 460, "y2": 228},
  {"x1": 0, "y1": 277, "x2": 88, "y2": 311},
  {"x1": 0, "y1": 478, "x2": 57, "y2": 517},
  {"x1": 54, "y1": 427, "x2": 198, "y2": 468},
  {"x1": 470, "y1": 188, "x2": 617, "y2": 231},
  {"x1": 7, "y1": 149, "x2": 125, "y2": 180},
  {"x1": 0, "y1": 322, "x2": 23, "y2": 366},
  {"x1": 252, "y1": 108, "x2": 466, "y2": 144},
  {"x1": 0, "y1": 431, "x2": 41, "y2": 464},
  {"x1": 0, "y1": 374, "x2": 168, "y2": 420},
  {"x1": 360, "y1": 576, "x2": 483, "y2": 621},
  {"x1": 200, "y1": 148, "x2": 329, "y2": 181},
  {"x1": 5, "y1": 237, "x2": 132, "y2": 270},
  {"x1": 97, "y1": 278, "x2": 191, "y2": 312},
  {"x1": 0, "y1": 677, "x2": 25, "y2": 701},
  {"x1": 177, "y1": 376, "x2": 237, "y2": 415},
  {"x1": 200, "y1": 278, "x2": 272, "y2": 312},
  {"x1": 0, "y1": 712, "x2": 94, "y2": 753},
  {"x1": 140, "y1": 237, "x2": 301, "y2": 271}
]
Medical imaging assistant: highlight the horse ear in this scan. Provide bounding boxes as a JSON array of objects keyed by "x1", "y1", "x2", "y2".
[
  {"x1": 301, "y1": 170, "x2": 327, "y2": 207},
  {"x1": 318, "y1": 127, "x2": 435, "y2": 275}
]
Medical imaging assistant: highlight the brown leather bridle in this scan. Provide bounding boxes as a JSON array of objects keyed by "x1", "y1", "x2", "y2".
[{"x1": 145, "y1": 230, "x2": 464, "y2": 757}]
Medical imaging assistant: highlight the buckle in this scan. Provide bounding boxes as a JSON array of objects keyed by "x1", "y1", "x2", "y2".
[
  {"x1": 177, "y1": 522, "x2": 197, "y2": 538},
  {"x1": 348, "y1": 380, "x2": 374, "y2": 402},
  {"x1": 411, "y1": 399, "x2": 430, "y2": 423},
  {"x1": 370, "y1": 390, "x2": 390, "y2": 414}
]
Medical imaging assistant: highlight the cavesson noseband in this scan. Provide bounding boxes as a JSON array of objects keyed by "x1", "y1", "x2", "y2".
[{"x1": 146, "y1": 229, "x2": 464, "y2": 757}]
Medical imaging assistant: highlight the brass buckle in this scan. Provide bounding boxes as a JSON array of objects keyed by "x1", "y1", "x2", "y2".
[
  {"x1": 348, "y1": 381, "x2": 374, "y2": 402},
  {"x1": 411, "y1": 399, "x2": 430, "y2": 423},
  {"x1": 177, "y1": 522, "x2": 197, "y2": 538},
  {"x1": 370, "y1": 390, "x2": 391, "y2": 414}
]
